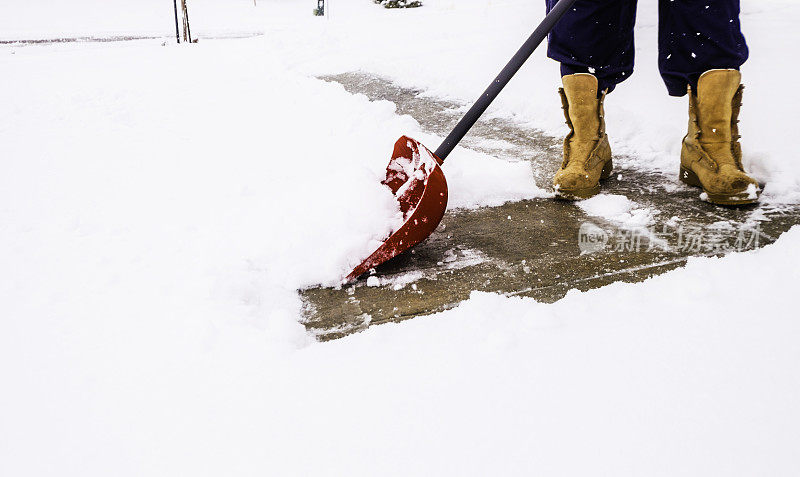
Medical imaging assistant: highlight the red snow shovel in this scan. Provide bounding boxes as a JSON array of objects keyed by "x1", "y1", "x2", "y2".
[{"x1": 346, "y1": 0, "x2": 579, "y2": 282}]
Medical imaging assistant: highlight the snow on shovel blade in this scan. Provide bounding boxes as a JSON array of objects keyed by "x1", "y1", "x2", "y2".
[{"x1": 346, "y1": 136, "x2": 448, "y2": 282}]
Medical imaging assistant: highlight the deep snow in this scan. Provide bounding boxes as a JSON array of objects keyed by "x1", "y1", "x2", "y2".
[{"x1": 2, "y1": 1, "x2": 800, "y2": 475}]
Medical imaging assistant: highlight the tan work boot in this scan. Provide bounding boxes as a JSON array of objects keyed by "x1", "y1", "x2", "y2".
[
  {"x1": 553, "y1": 73, "x2": 613, "y2": 200},
  {"x1": 680, "y1": 69, "x2": 760, "y2": 205}
]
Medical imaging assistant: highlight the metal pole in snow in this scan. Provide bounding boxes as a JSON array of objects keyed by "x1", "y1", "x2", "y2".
[
  {"x1": 173, "y1": 0, "x2": 181, "y2": 43},
  {"x1": 184, "y1": 0, "x2": 193, "y2": 43}
]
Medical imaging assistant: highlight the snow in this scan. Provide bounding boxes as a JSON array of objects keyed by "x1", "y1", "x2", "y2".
[
  {"x1": 3, "y1": 215, "x2": 800, "y2": 475},
  {"x1": 2, "y1": 1, "x2": 800, "y2": 475},
  {"x1": 578, "y1": 194, "x2": 655, "y2": 227},
  {"x1": 0, "y1": 0, "x2": 267, "y2": 40},
  {"x1": 443, "y1": 146, "x2": 547, "y2": 208},
  {"x1": 4, "y1": 0, "x2": 796, "y2": 198},
  {"x1": 746, "y1": 182, "x2": 759, "y2": 200},
  {"x1": 364, "y1": 269, "x2": 424, "y2": 290}
]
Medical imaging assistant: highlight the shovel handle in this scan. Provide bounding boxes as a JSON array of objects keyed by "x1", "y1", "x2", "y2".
[{"x1": 433, "y1": 0, "x2": 579, "y2": 161}]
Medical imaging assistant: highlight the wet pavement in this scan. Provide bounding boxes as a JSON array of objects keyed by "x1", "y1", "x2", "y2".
[{"x1": 301, "y1": 72, "x2": 800, "y2": 341}]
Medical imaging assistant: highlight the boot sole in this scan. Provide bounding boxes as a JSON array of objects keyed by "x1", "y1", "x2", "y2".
[
  {"x1": 679, "y1": 165, "x2": 759, "y2": 206},
  {"x1": 554, "y1": 160, "x2": 613, "y2": 201}
]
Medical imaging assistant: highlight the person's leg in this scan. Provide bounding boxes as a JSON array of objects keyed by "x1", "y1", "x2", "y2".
[
  {"x1": 552, "y1": 74, "x2": 613, "y2": 199},
  {"x1": 546, "y1": 0, "x2": 638, "y2": 94},
  {"x1": 547, "y1": 0, "x2": 635, "y2": 199},
  {"x1": 663, "y1": 1, "x2": 758, "y2": 204},
  {"x1": 658, "y1": 0, "x2": 748, "y2": 96}
]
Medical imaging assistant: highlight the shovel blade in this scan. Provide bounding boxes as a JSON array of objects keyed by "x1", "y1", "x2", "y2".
[{"x1": 346, "y1": 136, "x2": 448, "y2": 282}]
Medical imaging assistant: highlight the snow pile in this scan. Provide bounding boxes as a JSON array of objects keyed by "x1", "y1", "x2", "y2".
[
  {"x1": 0, "y1": 38, "x2": 539, "y2": 287},
  {"x1": 578, "y1": 194, "x2": 655, "y2": 227},
  {"x1": 0, "y1": 35, "x2": 548, "y2": 474},
  {"x1": 366, "y1": 269, "x2": 424, "y2": 289},
  {"x1": 443, "y1": 146, "x2": 547, "y2": 208}
]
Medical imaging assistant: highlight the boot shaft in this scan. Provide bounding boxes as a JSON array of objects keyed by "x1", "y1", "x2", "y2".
[
  {"x1": 688, "y1": 69, "x2": 742, "y2": 144},
  {"x1": 560, "y1": 73, "x2": 605, "y2": 143}
]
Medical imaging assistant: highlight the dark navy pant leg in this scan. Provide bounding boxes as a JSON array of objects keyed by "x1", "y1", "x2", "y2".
[
  {"x1": 658, "y1": 0, "x2": 749, "y2": 96},
  {"x1": 546, "y1": 0, "x2": 638, "y2": 93}
]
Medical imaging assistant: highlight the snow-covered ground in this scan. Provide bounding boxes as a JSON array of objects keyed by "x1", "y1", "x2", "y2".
[
  {"x1": 4, "y1": 226, "x2": 800, "y2": 476},
  {"x1": 2, "y1": 1, "x2": 799, "y2": 475},
  {"x1": 3, "y1": 0, "x2": 797, "y2": 195}
]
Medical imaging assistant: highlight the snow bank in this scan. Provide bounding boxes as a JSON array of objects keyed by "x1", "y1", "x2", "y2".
[{"x1": 0, "y1": 37, "x2": 539, "y2": 285}]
